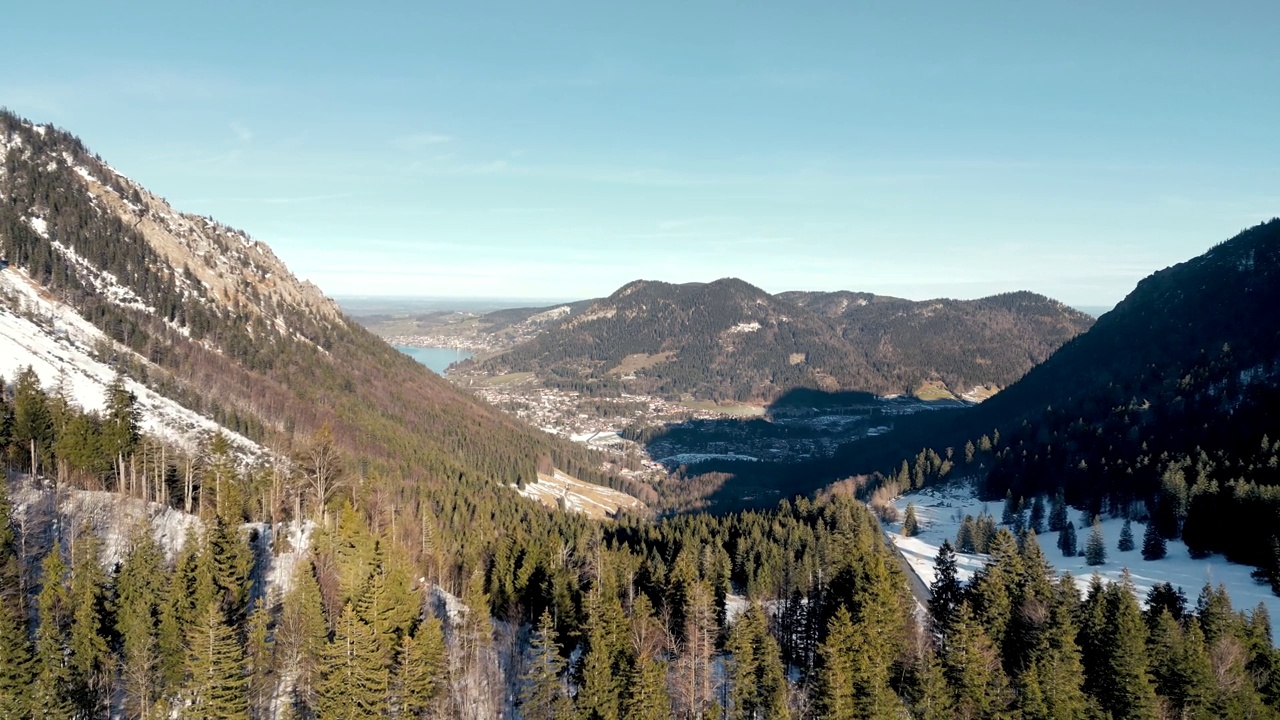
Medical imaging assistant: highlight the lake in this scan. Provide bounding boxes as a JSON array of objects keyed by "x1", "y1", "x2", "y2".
[{"x1": 395, "y1": 346, "x2": 473, "y2": 375}]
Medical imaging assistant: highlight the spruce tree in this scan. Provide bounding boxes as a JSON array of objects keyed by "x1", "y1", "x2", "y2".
[
  {"x1": 1085, "y1": 516, "x2": 1107, "y2": 566},
  {"x1": 726, "y1": 601, "x2": 787, "y2": 720},
  {"x1": 32, "y1": 547, "x2": 74, "y2": 719},
  {"x1": 0, "y1": 597, "x2": 35, "y2": 720},
  {"x1": 927, "y1": 540, "x2": 963, "y2": 642},
  {"x1": 317, "y1": 603, "x2": 390, "y2": 718},
  {"x1": 956, "y1": 515, "x2": 977, "y2": 553},
  {"x1": 1117, "y1": 518, "x2": 1135, "y2": 552},
  {"x1": 1048, "y1": 493, "x2": 1068, "y2": 533},
  {"x1": 67, "y1": 530, "x2": 111, "y2": 718},
  {"x1": 396, "y1": 617, "x2": 448, "y2": 719},
  {"x1": 1029, "y1": 495, "x2": 1046, "y2": 534},
  {"x1": 913, "y1": 650, "x2": 954, "y2": 720},
  {"x1": 902, "y1": 502, "x2": 920, "y2": 537},
  {"x1": 1097, "y1": 576, "x2": 1157, "y2": 719},
  {"x1": 244, "y1": 599, "x2": 274, "y2": 719},
  {"x1": 1141, "y1": 522, "x2": 1167, "y2": 561},
  {"x1": 277, "y1": 559, "x2": 329, "y2": 713},
  {"x1": 943, "y1": 602, "x2": 1010, "y2": 719},
  {"x1": 181, "y1": 603, "x2": 249, "y2": 720},
  {"x1": 1058, "y1": 521, "x2": 1077, "y2": 557},
  {"x1": 0, "y1": 488, "x2": 34, "y2": 720},
  {"x1": 116, "y1": 528, "x2": 167, "y2": 719},
  {"x1": 519, "y1": 610, "x2": 571, "y2": 720}
]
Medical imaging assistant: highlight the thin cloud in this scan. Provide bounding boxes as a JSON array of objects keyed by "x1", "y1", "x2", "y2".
[{"x1": 395, "y1": 132, "x2": 454, "y2": 149}]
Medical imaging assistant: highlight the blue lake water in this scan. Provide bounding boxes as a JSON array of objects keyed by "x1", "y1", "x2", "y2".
[{"x1": 395, "y1": 346, "x2": 473, "y2": 375}]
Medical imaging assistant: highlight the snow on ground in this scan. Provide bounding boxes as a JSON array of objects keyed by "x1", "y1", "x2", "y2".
[
  {"x1": 514, "y1": 469, "x2": 646, "y2": 519},
  {"x1": 0, "y1": 266, "x2": 263, "y2": 457},
  {"x1": 887, "y1": 481, "x2": 1280, "y2": 639}
]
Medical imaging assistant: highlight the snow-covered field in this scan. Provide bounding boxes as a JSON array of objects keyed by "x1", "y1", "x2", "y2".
[
  {"x1": 514, "y1": 469, "x2": 646, "y2": 519},
  {"x1": 888, "y1": 481, "x2": 1280, "y2": 638},
  {"x1": 0, "y1": 266, "x2": 262, "y2": 457}
]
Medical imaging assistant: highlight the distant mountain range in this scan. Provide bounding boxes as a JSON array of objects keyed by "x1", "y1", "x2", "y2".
[{"x1": 462, "y1": 279, "x2": 1094, "y2": 403}]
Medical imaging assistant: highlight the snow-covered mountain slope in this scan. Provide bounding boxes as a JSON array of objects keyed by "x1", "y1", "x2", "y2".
[{"x1": 0, "y1": 265, "x2": 262, "y2": 455}]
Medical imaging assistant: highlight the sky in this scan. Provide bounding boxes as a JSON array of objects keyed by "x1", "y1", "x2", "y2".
[{"x1": 3, "y1": 2, "x2": 1278, "y2": 307}]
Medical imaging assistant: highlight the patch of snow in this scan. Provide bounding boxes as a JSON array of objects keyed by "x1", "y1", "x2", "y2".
[
  {"x1": 887, "y1": 482, "x2": 1280, "y2": 641},
  {"x1": 728, "y1": 321, "x2": 761, "y2": 334},
  {"x1": 26, "y1": 216, "x2": 48, "y2": 238},
  {"x1": 0, "y1": 267, "x2": 263, "y2": 458}
]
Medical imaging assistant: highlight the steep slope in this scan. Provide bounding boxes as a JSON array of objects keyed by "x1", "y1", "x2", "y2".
[
  {"x1": 466, "y1": 279, "x2": 1092, "y2": 403},
  {"x1": 0, "y1": 111, "x2": 620, "y2": 499},
  {"x1": 826, "y1": 220, "x2": 1280, "y2": 569},
  {"x1": 973, "y1": 219, "x2": 1280, "y2": 566}
]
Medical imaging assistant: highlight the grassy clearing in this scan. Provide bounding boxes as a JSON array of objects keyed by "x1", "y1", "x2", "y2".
[
  {"x1": 476, "y1": 371, "x2": 535, "y2": 387},
  {"x1": 913, "y1": 381, "x2": 958, "y2": 402},
  {"x1": 608, "y1": 351, "x2": 676, "y2": 375},
  {"x1": 680, "y1": 399, "x2": 766, "y2": 417}
]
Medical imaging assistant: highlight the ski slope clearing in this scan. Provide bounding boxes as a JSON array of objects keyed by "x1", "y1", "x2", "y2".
[
  {"x1": 514, "y1": 469, "x2": 646, "y2": 519},
  {"x1": 887, "y1": 481, "x2": 1280, "y2": 639},
  {"x1": 0, "y1": 266, "x2": 263, "y2": 457}
]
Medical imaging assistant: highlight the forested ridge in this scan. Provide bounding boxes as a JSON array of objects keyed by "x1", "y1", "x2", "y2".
[
  {"x1": 813, "y1": 220, "x2": 1280, "y2": 582},
  {"x1": 465, "y1": 278, "x2": 1092, "y2": 403}
]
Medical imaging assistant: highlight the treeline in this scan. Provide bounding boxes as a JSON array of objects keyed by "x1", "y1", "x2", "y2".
[{"x1": 923, "y1": 531, "x2": 1280, "y2": 718}]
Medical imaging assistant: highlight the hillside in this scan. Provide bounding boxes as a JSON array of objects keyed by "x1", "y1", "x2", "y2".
[
  {"x1": 973, "y1": 219, "x2": 1280, "y2": 567},
  {"x1": 0, "y1": 111, "x2": 631, "y2": 512},
  {"x1": 463, "y1": 278, "x2": 1093, "y2": 403}
]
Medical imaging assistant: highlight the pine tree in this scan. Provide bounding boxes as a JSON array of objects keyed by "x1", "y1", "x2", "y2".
[
  {"x1": 1085, "y1": 516, "x2": 1107, "y2": 566},
  {"x1": 1058, "y1": 521, "x2": 1077, "y2": 557},
  {"x1": 902, "y1": 502, "x2": 920, "y2": 537},
  {"x1": 181, "y1": 603, "x2": 249, "y2": 720},
  {"x1": 519, "y1": 610, "x2": 571, "y2": 720},
  {"x1": 1117, "y1": 518, "x2": 1135, "y2": 552},
  {"x1": 1141, "y1": 522, "x2": 1167, "y2": 561},
  {"x1": 395, "y1": 617, "x2": 448, "y2": 719}
]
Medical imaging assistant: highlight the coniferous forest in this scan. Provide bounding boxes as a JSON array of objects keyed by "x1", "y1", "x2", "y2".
[{"x1": 4, "y1": 372, "x2": 1280, "y2": 719}]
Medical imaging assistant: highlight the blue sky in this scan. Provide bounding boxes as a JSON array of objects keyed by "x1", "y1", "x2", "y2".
[{"x1": 3, "y1": 2, "x2": 1277, "y2": 306}]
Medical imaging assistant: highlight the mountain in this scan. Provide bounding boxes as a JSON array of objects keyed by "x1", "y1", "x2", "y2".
[
  {"x1": 465, "y1": 278, "x2": 1093, "y2": 403},
  {"x1": 970, "y1": 219, "x2": 1280, "y2": 567},
  {"x1": 0, "y1": 111, "x2": 625, "y2": 503}
]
